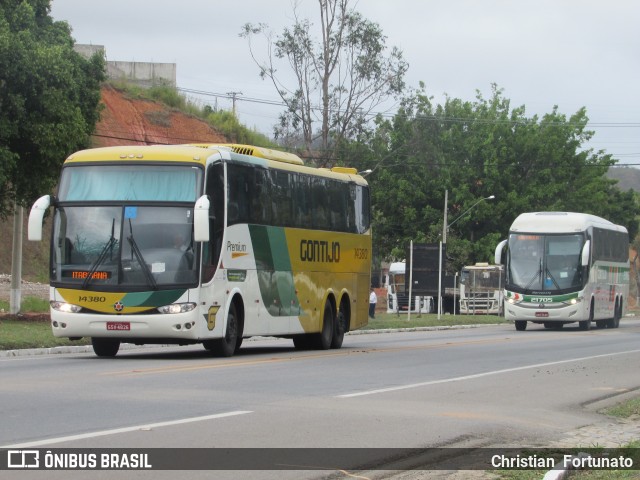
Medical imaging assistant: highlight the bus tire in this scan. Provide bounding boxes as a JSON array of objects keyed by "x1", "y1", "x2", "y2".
[
  {"x1": 515, "y1": 320, "x2": 527, "y2": 331},
  {"x1": 206, "y1": 302, "x2": 238, "y2": 357},
  {"x1": 606, "y1": 300, "x2": 617, "y2": 328},
  {"x1": 314, "y1": 302, "x2": 334, "y2": 350},
  {"x1": 582, "y1": 299, "x2": 594, "y2": 331},
  {"x1": 612, "y1": 299, "x2": 622, "y2": 328},
  {"x1": 91, "y1": 338, "x2": 120, "y2": 357},
  {"x1": 331, "y1": 310, "x2": 346, "y2": 349}
]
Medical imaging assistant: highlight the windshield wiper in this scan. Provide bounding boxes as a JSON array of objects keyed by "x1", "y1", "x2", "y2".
[
  {"x1": 127, "y1": 219, "x2": 158, "y2": 290},
  {"x1": 523, "y1": 257, "x2": 543, "y2": 290},
  {"x1": 544, "y1": 266, "x2": 560, "y2": 290},
  {"x1": 83, "y1": 219, "x2": 117, "y2": 289}
]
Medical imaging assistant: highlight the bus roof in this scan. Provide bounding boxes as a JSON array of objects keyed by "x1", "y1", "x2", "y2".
[
  {"x1": 509, "y1": 211, "x2": 627, "y2": 234},
  {"x1": 62, "y1": 143, "x2": 368, "y2": 184},
  {"x1": 64, "y1": 144, "x2": 215, "y2": 164}
]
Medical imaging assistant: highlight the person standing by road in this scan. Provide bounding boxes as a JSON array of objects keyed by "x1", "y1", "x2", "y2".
[{"x1": 369, "y1": 287, "x2": 377, "y2": 319}]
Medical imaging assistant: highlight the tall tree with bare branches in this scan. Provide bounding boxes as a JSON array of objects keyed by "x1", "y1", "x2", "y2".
[{"x1": 241, "y1": 0, "x2": 407, "y2": 166}]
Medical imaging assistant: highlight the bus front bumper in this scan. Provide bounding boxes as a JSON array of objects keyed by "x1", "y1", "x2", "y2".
[
  {"x1": 50, "y1": 309, "x2": 202, "y2": 341},
  {"x1": 504, "y1": 302, "x2": 583, "y2": 322}
]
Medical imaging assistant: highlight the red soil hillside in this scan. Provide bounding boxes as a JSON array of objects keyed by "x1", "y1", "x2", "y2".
[{"x1": 94, "y1": 85, "x2": 227, "y2": 147}]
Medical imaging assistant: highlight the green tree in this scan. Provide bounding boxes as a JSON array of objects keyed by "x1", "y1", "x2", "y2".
[
  {"x1": 0, "y1": 0, "x2": 105, "y2": 217},
  {"x1": 357, "y1": 84, "x2": 637, "y2": 271},
  {"x1": 240, "y1": 0, "x2": 407, "y2": 166}
]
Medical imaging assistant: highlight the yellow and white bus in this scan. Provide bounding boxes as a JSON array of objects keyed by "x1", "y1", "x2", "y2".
[
  {"x1": 495, "y1": 212, "x2": 628, "y2": 331},
  {"x1": 28, "y1": 144, "x2": 372, "y2": 357}
]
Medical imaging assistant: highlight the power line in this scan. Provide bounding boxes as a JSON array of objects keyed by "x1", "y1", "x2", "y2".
[{"x1": 178, "y1": 85, "x2": 640, "y2": 129}]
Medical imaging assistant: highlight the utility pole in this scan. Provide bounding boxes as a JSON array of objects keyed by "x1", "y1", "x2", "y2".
[
  {"x1": 226, "y1": 91, "x2": 242, "y2": 117},
  {"x1": 10, "y1": 203, "x2": 23, "y2": 314}
]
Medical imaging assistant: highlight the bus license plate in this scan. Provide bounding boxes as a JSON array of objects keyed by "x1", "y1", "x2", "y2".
[
  {"x1": 107, "y1": 322, "x2": 130, "y2": 331},
  {"x1": 535, "y1": 312, "x2": 549, "y2": 318}
]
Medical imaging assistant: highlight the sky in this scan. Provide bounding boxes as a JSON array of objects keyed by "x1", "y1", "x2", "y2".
[{"x1": 50, "y1": 0, "x2": 640, "y2": 166}]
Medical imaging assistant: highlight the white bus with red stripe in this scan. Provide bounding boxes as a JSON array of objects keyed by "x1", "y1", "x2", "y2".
[{"x1": 495, "y1": 212, "x2": 629, "y2": 331}]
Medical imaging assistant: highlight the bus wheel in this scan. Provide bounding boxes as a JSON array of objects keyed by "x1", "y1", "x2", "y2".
[
  {"x1": 91, "y1": 338, "x2": 120, "y2": 357},
  {"x1": 206, "y1": 303, "x2": 238, "y2": 357},
  {"x1": 314, "y1": 302, "x2": 334, "y2": 350},
  {"x1": 612, "y1": 300, "x2": 622, "y2": 328},
  {"x1": 515, "y1": 321, "x2": 527, "y2": 331},
  {"x1": 581, "y1": 299, "x2": 594, "y2": 331},
  {"x1": 331, "y1": 310, "x2": 346, "y2": 349}
]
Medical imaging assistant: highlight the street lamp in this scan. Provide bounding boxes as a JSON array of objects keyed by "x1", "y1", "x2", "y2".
[
  {"x1": 438, "y1": 193, "x2": 495, "y2": 319},
  {"x1": 447, "y1": 195, "x2": 495, "y2": 233}
]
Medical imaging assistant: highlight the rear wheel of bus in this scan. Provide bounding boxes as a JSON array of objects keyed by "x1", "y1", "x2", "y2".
[
  {"x1": 331, "y1": 308, "x2": 346, "y2": 349},
  {"x1": 314, "y1": 302, "x2": 334, "y2": 349},
  {"x1": 293, "y1": 301, "x2": 335, "y2": 350},
  {"x1": 608, "y1": 298, "x2": 622, "y2": 328},
  {"x1": 92, "y1": 338, "x2": 120, "y2": 357}
]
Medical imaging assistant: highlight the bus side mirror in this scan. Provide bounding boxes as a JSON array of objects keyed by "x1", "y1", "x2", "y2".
[
  {"x1": 194, "y1": 195, "x2": 210, "y2": 242},
  {"x1": 28, "y1": 195, "x2": 51, "y2": 241},
  {"x1": 581, "y1": 240, "x2": 591, "y2": 266},
  {"x1": 495, "y1": 239, "x2": 507, "y2": 265}
]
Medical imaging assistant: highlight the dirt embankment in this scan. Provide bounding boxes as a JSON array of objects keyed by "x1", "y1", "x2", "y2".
[{"x1": 95, "y1": 85, "x2": 228, "y2": 146}]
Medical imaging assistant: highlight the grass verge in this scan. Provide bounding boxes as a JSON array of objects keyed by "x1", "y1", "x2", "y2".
[
  {"x1": 0, "y1": 318, "x2": 90, "y2": 350},
  {"x1": 0, "y1": 296, "x2": 49, "y2": 313}
]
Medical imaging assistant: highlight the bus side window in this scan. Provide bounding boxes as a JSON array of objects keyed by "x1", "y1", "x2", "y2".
[
  {"x1": 251, "y1": 168, "x2": 270, "y2": 225},
  {"x1": 312, "y1": 177, "x2": 329, "y2": 230},
  {"x1": 273, "y1": 170, "x2": 292, "y2": 227},
  {"x1": 202, "y1": 163, "x2": 224, "y2": 283},
  {"x1": 355, "y1": 185, "x2": 371, "y2": 234}
]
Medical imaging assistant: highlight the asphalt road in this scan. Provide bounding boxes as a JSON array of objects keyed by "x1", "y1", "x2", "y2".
[{"x1": 2, "y1": 320, "x2": 640, "y2": 479}]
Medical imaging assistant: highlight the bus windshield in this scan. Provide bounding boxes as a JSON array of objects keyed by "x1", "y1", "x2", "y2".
[
  {"x1": 507, "y1": 233, "x2": 584, "y2": 293},
  {"x1": 58, "y1": 165, "x2": 202, "y2": 202},
  {"x1": 51, "y1": 205, "x2": 198, "y2": 288}
]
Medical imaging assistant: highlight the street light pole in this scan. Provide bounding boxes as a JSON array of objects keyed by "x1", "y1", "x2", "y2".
[
  {"x1": 437, "y1": 193, "x2": 495, "y2": 320},
  {"x1": 442, "y1": 189, "x2": 448, "y2": 244},
  {"x1": 438, "y1": 190, "x2": 448, "y2": 317}
]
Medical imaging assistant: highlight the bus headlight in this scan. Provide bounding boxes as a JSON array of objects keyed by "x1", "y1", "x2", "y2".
[
  {"x1": 157, "y1": 303, "x2": 197, "y2": 314},
  {"x1": 507, "y1": 293, "x2": 523, "y2": 304},
  {"x1": 566, "y1": 297, "x2": 583, "y2": 306},
  {"x1": 50, "y1": 301, "x2": 83, "y2": 313}
]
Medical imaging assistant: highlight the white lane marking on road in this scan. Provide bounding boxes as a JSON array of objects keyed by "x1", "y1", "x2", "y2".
[
  {"x1": 2, "y1": 410, "x2": 253, "y2": 448},
  {"x1": 337, "y1": 349, "x2": 640, "y2": 398}
]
